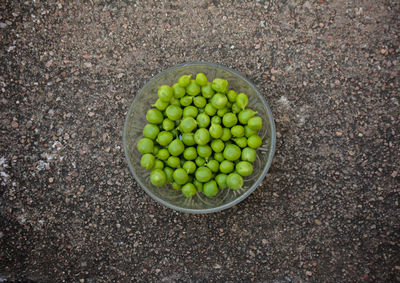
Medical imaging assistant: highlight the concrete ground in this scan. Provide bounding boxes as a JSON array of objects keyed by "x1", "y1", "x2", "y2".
[{"x1": 1, "y1": 0, "x2": 399, "y2": 282}]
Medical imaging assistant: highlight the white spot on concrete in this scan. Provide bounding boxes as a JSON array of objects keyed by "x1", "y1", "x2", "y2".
[
  {"x1": 0, "y1": 157, "x2": 7, "y2": 167},
  {"x1": 0, "y1": 157, "x2": 10, "y2": 185},
  {"x1": 7, "y1": 46, "x2": 16, "y2": 52},
  {"x1": 296, "y1": 105, "x2": 310, "y2": 126},
  {"x1": 36, "y1": 160, "x2": 50, "y2": 171},
  {"x1": 278, "y1": 96, "x2": 290, "y2": 106},
  {"x1": 52, "y1": 141, "x2": 62, "y2": 150},
  {"x1": 17, "y1": 215, "x2": 26, "y2": 224}
]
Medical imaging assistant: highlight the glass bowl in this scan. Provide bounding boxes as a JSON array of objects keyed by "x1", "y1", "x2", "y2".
[{"x1": 123, "y1": 62, "x2": 276, "y2": 213}]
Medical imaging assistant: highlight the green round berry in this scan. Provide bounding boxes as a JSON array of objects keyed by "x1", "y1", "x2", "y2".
[
  {"x1": 203, "y1": 180, "x2": 219, "y2": 197},
  {"x1": 140, "y1": 153, "x2": 155, "y2": 170},
  {"x1": 201, "y1": 82, "x2": 215, "y2": 98},
  {"x1": 150, "y1": 169, "x2": 167, "y2": 187},
  {"x1": 158, "y1": 85, "x2": 173, "y2": 102},
  {"x1": 178, "y1": 74, "x2": 192, "y2": 87},
  {"x1": 143, "y1": 124, "x2": 160, "y2": 140},
  {"x1": 137, "y1": 137, "x2": 154, "y2": 154},
  {"x1": 146, "y1": 108, "x2": 163, "y2": 124},
  {"x1": 211, "y1": 78, "x2": 229, "y2": 93},
  {"x1": 186, "y1": 80, "x2": 201, "y2": 96},
  {"x1": 195, "y1": 73, "x2": 208, "y2": 86},
  {"x1": 226, "y1": 173, "x2": 244, "y2": 190},
  {"x1": 182, "y1": 183, "x2": 197, "y2": 198}
]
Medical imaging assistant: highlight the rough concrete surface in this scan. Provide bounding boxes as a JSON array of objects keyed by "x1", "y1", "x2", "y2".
[{"x1": 1, "y1": 0, "x2": 399, "y2": 282}]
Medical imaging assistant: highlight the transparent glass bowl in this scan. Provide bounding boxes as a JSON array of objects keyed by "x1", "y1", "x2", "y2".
[{"x1": 123, "y1": 62, "x2": 276, "y2": 213}]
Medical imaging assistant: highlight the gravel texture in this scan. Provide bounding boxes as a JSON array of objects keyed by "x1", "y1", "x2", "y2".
[{"x1": 1, "y1": 0, "x2": 399, "y2": 282}]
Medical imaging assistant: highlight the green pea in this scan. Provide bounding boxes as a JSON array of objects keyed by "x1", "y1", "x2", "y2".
[
  {"x1": 172, "y1": 83, "x2": 186, "y2": 98},
  {"x1": 194, "y1": 128, "x2": 210, "y2": 145},
  {"x1": 247, "y1": 116, "x2": 262, "y2": 130},
  {"x1": 140, "y1": 153, "x2": 155, "y2": 169},
  {"x1": 214, "y1": 152, "x2": 224, "y2": 162},
  {"x1": 183, "y1": 147, "x2": 197, "y2": 160},
  {"x1": 215, "y1": 173, "x2": 228, "y2": 189},
  {"x1": 236, "y1": 161, "x2": 253, "y2": 177},
  {"x1": 183, "y1": 106, "x2": 198, "y2": 118},
  {"x1": 227, "y1": 172, "x2": 244, "y2": 190},
  {"x1": 209, "y1": 123, "x2": 223, "y2": 139},
  {"x1": 154, "y1": 160, "x2": 164, "y2": 170},
  {"x1": 211, "y1": 139, "x2": 225, "y2": 153},
  {"x1": 195, "y1": 156, "x2": 206, "y2": 167},
  {"x1": 165, "y1": 105, "x2": 183, "y2": 121},
  {"x1": 168, "y1": 127, "x2": 177, "y2": 136},
  {"x1": 170, "y1": 97, "x2": 181, "y2": 107},
  {"x1": 234, "y1": 137, "x2": 248, "y2": 148},
  {"x1": 193, "y1": 179, "x2": 203, "y2": 192},
  {"x1": 180, "y1": 95, "x2": 193, "y2": 106},
  {"x1": 137, "y1": 137, "x2": 154, "y2": 154},
  {"x1": 182, "y1": 183, "x2": 197, "y2": 198},
  {"x1": 183, "y1": 160, "x2": 197, "y2": 174},
  {"x1": 158, "y1": 85, "x2": 173, "y2": 102},
  {"x1": 193, "y1": 96, "x2": 207, "y2": 108},
  {"x1": 162, "y1": 118, "x2": 175, "y2": 131},
  {"x1": 247, "y1": 135, "x2": 262, "y2": 149},
  {"x1": 195, "y1": 166, "x2": 212, "y2": 183},
  {"x1": 204, "y1": 103, "x2": 217, "y2": 116},
  {"x1": 153, "y1": 144, "x2": 160, "y2": 155},
  {"x1": 150, "y1": 169, "x2": 167, "y2": 187},
  {"x1": 164, "y1": 167, "x2": 174, "y2": 183},
  {"x1": 172, "y1": 182, "x2": 181, "y2": 190},
  {"x1": 182, "y1": 133, "x2": 196, "y2": 146},
  {"x1": 222, "y1": 112, "x2": 238, "y2": 128},
  {"x1": 217, "y1": 107, "x2": 229, "y2": 117},
  {"x1": 236, "y1": 93, "x2": 249, "y2": 109},
  {"x1": 156, "y1": 131, "x2": 173, "y2": 146},
  {"x1": 241, "y1": 147, "x2": 257, "y2": 163},
  {"x1": 220, "y1": 127, "x2": 232, "y2": 141},
  {"x1": 197, "y1": 144, "x2": 212, "y2": 158},
  {"x1": 173, "y1": 168, "x2": 189, "y2": 185},
  {"x1": 206, "y1": 159, "x2": 219, "y2": 173},
  {"x1": 178, "y1": 74, "x2": 192, "y2": 87},
  {"x1": 168, "y1": 139, "x2": 185, "y2": 156},
  {"x1": 157, "y1": 148, "x2": 170, "y2": 160},
  {"x1": 244, "y1": 125, "x2": 258, "y2": 137},
  {"x1": 219, "y1": 160, "x2": 234, "y2": 174},
  {"x1": 201, "y1": 82, "x2": 215, "y2": 98},
  {"x1": 211, "y1": 78, "x2": 229, "y2": 93},
  {"x1": 231, "y1": 125, "x2": 245, "y2": 137},
  {"x1": 167, "y1": 156, "x2": 181, "y2": 168},
  {"x1": 203, "y1": 180, "x2": 219, "y2": 197},
  {"x1": 211, "y1": 93, "x2": 228, "y2": 109},
  {"x1": 179, "y1": 117, "x2": 197, "y2": 133},
  {"x1": 227, "y1": 90, "x2": 237, "y2": 103},
  {"x1": 146, "y1": 108, "x2": 163, "y2": 124},
  {"x1": 186, "y1": 80, "x2": 201, "y2": 96},
  {"x1": 143, "y1": 124, "x2": 160, "y2": 140},
  {"x1": 196, "y1": 113, "x2": 210, "y2": 128},
  {"x1": 208, "y1": 117, "x2": 220, "y2": 126},
  {"x1": 195, "y1": 73, "x2": 208, "y2": 86},
  {"x1": 223, "y1": 144, "x2": 241, "y2": 161},
  {"x1": 152, "y1": 98, "x2": 169, "y2": 111},
  {"x1": 238, "y1": 109, "x2": 257, "y2": 124},
  {"x1": 231, "y1": 103, "x2": 241, "y2": 114}
]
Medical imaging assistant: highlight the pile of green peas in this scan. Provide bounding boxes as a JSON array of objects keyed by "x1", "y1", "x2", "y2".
[{"x1": 137, "y1": 73, "x2": 263, "y2": 198}]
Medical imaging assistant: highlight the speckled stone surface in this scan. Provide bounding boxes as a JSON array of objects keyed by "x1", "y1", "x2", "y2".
[{"x1": 1, "y1": 0, "x2": 399, "y2": 282}]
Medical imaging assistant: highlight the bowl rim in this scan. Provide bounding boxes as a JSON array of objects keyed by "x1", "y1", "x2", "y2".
[{"x1": 123, "y1": 62, "x2": 276, "y2": 214}]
